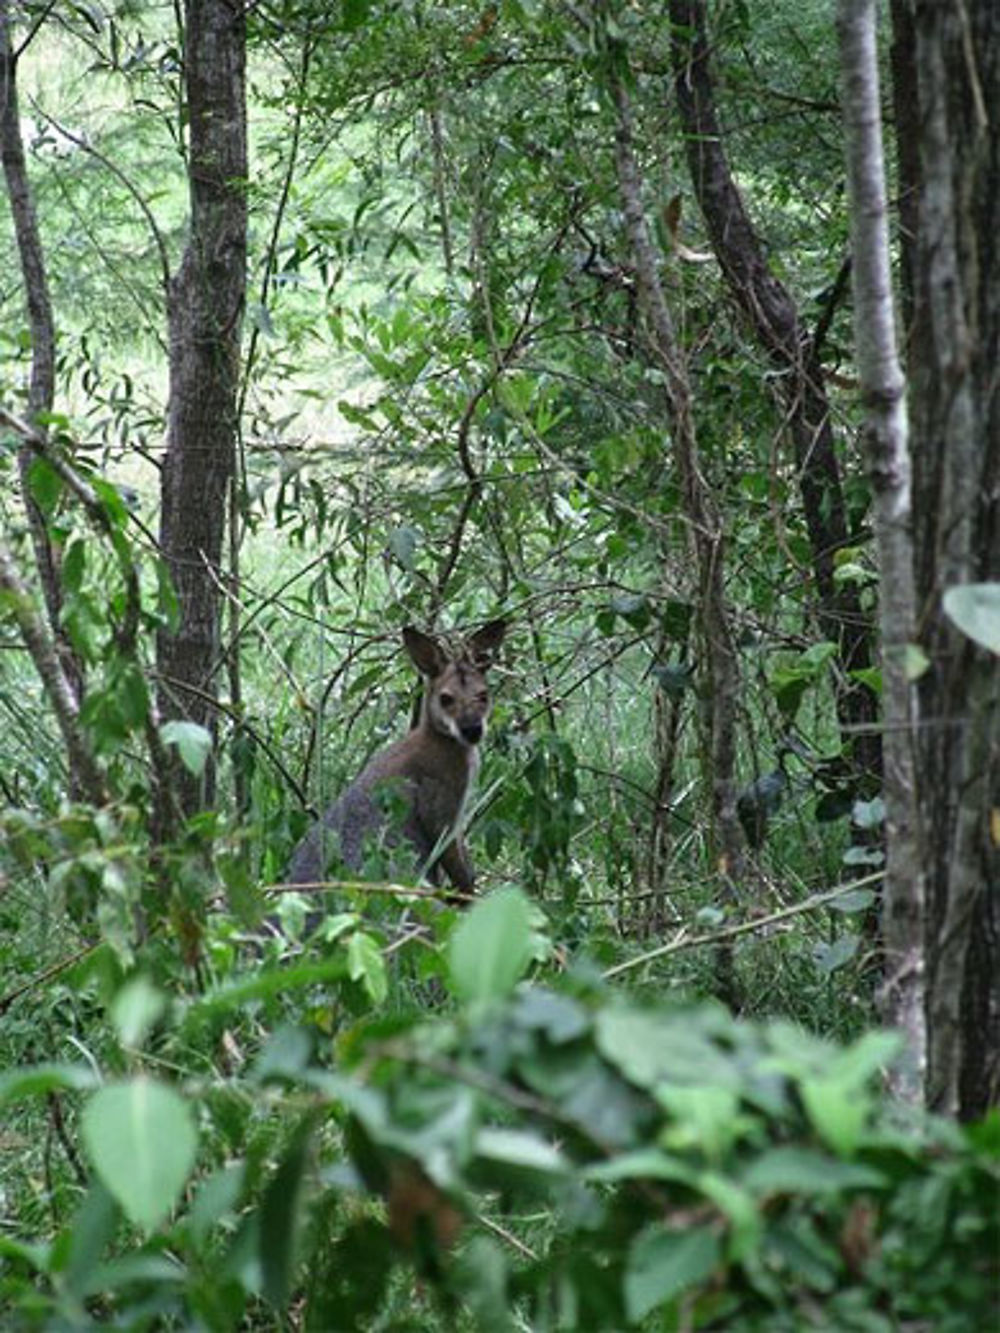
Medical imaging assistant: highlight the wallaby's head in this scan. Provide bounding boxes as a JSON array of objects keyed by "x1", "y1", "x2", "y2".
[{"x1": 402, "y1": 620, "x2": 507, "y2": 750}]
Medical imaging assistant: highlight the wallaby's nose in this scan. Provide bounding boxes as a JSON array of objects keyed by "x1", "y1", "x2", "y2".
[{"x1": 460, "y1": 721, "x2": 484, "y2": 745}]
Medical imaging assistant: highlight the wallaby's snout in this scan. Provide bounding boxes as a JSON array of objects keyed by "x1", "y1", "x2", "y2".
[{"x1": 425, "y1": 654, "x2": 494, "y2": 750}]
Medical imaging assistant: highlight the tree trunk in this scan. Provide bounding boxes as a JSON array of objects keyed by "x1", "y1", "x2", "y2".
[
  {"x1": 836, "y1": 0, "x2": 925, "y2": 1104},
  {"x1": 0, "y1": 4, "x2": 85, "y2": 730},
  {"x1": 891, "y1": 0, "x2": 1000, "y2": 1118},
  {"x1": 157, "y1": 0, "x2": 247, "y2": 815},
  {"x1": 609, "y1": 62, "x2": 745, "y2": 1006},
  {"x1": 669, "y1": 0, "x2": 881, "y2": 789}
]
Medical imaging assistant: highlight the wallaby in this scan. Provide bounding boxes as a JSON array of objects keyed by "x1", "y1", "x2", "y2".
[{"x1": 286, "y1": 620, "x2": 507, "y2": 895}]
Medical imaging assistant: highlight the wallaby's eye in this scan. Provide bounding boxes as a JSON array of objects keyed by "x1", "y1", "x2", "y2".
[{"x1": 439, "y1": 692, "x2": 455, "y2": 708}]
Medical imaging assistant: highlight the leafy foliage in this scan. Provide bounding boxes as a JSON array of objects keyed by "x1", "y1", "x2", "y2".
[
  {"x1": 1, "y1": 894, "x2": 997, "y2": 1330},
  {"x1": 2, "y1": 0, "x2": 996, "y2": 1328}
]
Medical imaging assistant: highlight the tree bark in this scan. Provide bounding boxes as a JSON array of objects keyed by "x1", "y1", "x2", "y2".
[
  {"x1": 836, "y1": 0, "x2": 925, "y2": 1104},
  {"x1": 157, "y1": 0, "x2": 247, "y2": 815},
  {"x1": 891, "y1": 0, "x2": 1000, "y2": 1118},
  {"x1": 0, "y1": 3, "x2": 85, "y2": 723},
  {"x1": 609, "y1": 63, "x2": 745, "y2": 1005},
  {"x1": 0, "y1": 541, "x2": 106, "y2": 807},
  {"x1": 669, "y1": 0, "x2": 881, "y2": 789}
]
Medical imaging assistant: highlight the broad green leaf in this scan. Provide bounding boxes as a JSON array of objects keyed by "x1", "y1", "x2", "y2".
[
  {"x1": 111, "y1": 975, "x2": 166, "y2": 1049},
  {"x1": 61, "y1": 537, "x2": 86, "y2": 593},
  {"x1": 76, "y1": 1253, "x2": 185, "y2": 1299},
  {"x1": 347, "y1": 929, "x2": 388, "y2": 1004},
  {"x1": 187, "y1": 1162, "x2": 245, "y2": 1244},
  {"x1": 387, "y1": 524, "x2": 419, "y2": 570},
  {"x1": 812, "y1": 934, "x2": 859, "y2": 975},
  {"x1": 800, "y1": 1077, "x2": 870, "y2": 1155},
  {"x1": 624, "y1": 1225, "x2": 719, "y2": 1322},
  {"x1": 852, "y1": 796, "x2": 886, "y2": 829},
  {"x1": 742, "y1": 1146, "x2": 885, "y2": 1195},
  {"x1": 453, "y1": 1237, "x2": 512, "y2": 1333},
  {"x1": 595, "y1": 1006, "x2": 739, "y2": 1091},
  {"x1": 828, "y1": 888, "x2": 875, "y2": 913},
  {"x1": 61, "y1": 1182, "x2": 119, "y2": 1299},
  {"x1": 903, "y1": 642, "x2": 931, "y2": 680},
  {"x1": 585, "y1": 1149, "x2": 696, "y2": 1186},
  {"x1": 81, "y1": 1079, "x2": 197, "y2": 1233},
  {"x1": 159, "y1": 720, "x2": 213, "y2": 777},
  {"x1": 943, "y1": 582, "x2": 1000, "y2": 655},
  {"x1": 448, "y1": 887, "x2": 533, "y2": 1003},
  {"x1": 0, "y1": 1063, "x2": 97, "y2": 1107},
  {"x1": 27, "y1": 456, "x2": 62, "y2": 515},
  {"x1": 695, "y1": 1171, "x2": 761, "y2": 1261},
  {"x1": 260, "y1": 1125, "x2": 312, "y2": 1307},
  {"x1": 474, "y1": 1128, "x2": 568, "y2": 1177},
  {"x1": 656, "y1": 1085, "x2": 743, "y2": 1160},
  {"x1": 189, "y1": 955, "x2": 348, "y2": 1015}
]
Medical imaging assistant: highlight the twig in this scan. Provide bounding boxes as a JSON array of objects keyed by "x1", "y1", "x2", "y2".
[
  {"x1": 0, "y1": 941, "x2": 99, "y2": 1016},
  {"x1": 602, "y1": 870, "x2": 884, "y2": 979}
]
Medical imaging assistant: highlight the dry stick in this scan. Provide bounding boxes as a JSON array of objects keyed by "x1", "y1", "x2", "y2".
[
  {"x1": 602, "y1": 871, "x2": 885, "y2": 981},
  {"x1": 0, "y1": 941, "x2": 100, "y2": 1017},
  {"x1": 265, "y1": 877, "x2": 476, "y2": 907}
]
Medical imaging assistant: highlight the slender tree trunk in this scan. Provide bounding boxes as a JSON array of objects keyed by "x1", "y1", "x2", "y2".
[
  {"x1": 609, "y1": 64, "x2": 745, "y2": 1004},
  {"x1": 157, "y1": 0, "x2": 247, "y2": 816},
  {"x1": 669, "y1": 0, "x2": 881, "y2": 789},
  {"x1": 0, "y1": 541, "x2": 105, "y2": 806},
  {"x1": 0, "y1": 3, "x2": 85, "y2": 726},
  {"x1": 837, "y1": 0, "x2": 925, "y2": 1103},
  {"x1": 891, "y1": 0, "x2": 1000, "y2": 1118}
]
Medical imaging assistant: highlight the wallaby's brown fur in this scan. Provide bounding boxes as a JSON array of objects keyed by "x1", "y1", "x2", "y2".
[{"x1": 286, "y1": 620, "x2": 507, "y2": 893}]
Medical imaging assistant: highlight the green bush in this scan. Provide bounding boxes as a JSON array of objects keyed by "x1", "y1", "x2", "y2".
[{"x1": 1, "y1": 890, "x2": 996, "y2": 1331}]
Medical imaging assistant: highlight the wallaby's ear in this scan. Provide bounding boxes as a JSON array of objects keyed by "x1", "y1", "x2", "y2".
[
  {"x1": 466, "y1": 618, "x2": 507, "y2": 669},
  {"x1": 402, "y1": 626, "x2": 449, "y2": 678}
]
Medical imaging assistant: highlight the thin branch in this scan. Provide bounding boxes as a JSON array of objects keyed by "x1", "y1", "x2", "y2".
[
  {"x1": 0, "y1": 541, "x2": 106, "y2": 805},
  {"x1": 602, "y1": 871, "x2": 885, "y2": 980}
]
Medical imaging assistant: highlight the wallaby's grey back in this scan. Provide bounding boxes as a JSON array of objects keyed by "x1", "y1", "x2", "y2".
[{"x1": 286, "y1": 620, "x2": 506, "y2": 893}]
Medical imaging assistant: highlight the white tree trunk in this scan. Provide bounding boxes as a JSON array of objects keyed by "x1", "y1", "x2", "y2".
[
  {"x1": 832, "y1": 0, "x2": 928, "y2": 1103},
  {"x1": 837, "y1": 0, "x2": 926, "y2": 1103}
]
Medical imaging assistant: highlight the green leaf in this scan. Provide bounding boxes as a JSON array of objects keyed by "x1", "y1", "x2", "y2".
[
  {"x1": 347, "y1": 930, "x2": 388, "y2": 1005},
  {"x1": 812, "y1": 934, "x2": 859, "y2": 975},
  {"x1": 742, "y1": 1146, "x2": 885, "y2": 1195},
  {"x1": 448, "y1": 887, "x2": 533, "y2": 1003},
  {"x1": 187, "y1": 1162, "x2": 245, "y2": 1244},
  {"x1": 260, "y1": 1124, "x2": 312, "y2": 1307},
  {"x1": 81, "y1": 1079, "x2": 197, "y2": 1233},
  {"x1": 651, "y1": 662, "x2": 694, "y2": 698},
  {"x1": 800, "y1": 1077, "x2": 870, "y2": 1155},
  {"x1": 27, "y1": 456, "x2": 63, "y2": 515},
  {"x1": 387, "y1": 524, "x2": 419, "y2": 570},
  {"x1": 61, "y1": 537, "x2": 87, "y2": 593},
  {"x1": 828, "y1": 888, "x2": 875, "y2": 913},
  {"x1": 159, "y1": 719, "x2": 213, "y2": 776},
  {"x1": 0, "y1": 1063, "x2": 98, "y2": 1107},
  {"x1": 902, "y1": 642, "x2": 931, "y2": 680},
  {"x1": 695, "y1": 1171, "x2": 761, "y2": 1261},
  {"x1": 852, "y1": 796, "x2": 885, "y2": 829},
  {"x1": 943, "y1": 582, "x2": 1000, "y2": 655},
  {"x1": 624, "y1": 1225, "x2": 719, "y2": 1321},
  {"x1": 61, "y1": 1182, "x2": 119, "y2": 1298},
  {"x1": 111, "y1": 975, "x2": 167, "y2": 1049},
  {"x1": 474, "y1": 1127, "x2": 568, "y2": 1177}
]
